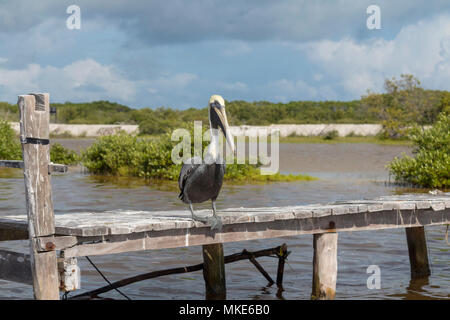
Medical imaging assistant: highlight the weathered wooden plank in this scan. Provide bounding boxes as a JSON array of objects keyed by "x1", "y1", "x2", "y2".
[
  {"x1": 0, "y1": 160, "x2": 23, "y2": 169},
  {"x1": 311, "y1": 232, "x2": 338, "y2": 300},
  {"x1": 0, "y1": 249, "x2": 32, "y2": 285},
  {"x1": 202, "y1": 243, "x2": 226, "y2": 300},
  {"x1": 430, "y1": 202, "x2": 446, "y2": 211},
  {"x1": 49, "y1": 163, "x2": 68, "y2": 173},
  {"x1": 19, "y1": 94, "x2": 59, "y2": 300},
  {"x1": 416, "y1": 201, "x2": 431, "y2": 209},
  {"x1": 35, "y1": 235, "x2": 78, "y2": 252},
  {"x1": 60, "y1": 208, "x2": 450, "y2": 257},
  {"x1": 30, "y1": 241, "x2": 59, "y2": 298},
  {"x1": 444, "y1": 200, "x2": 450, "y2": 209},
  {"x1": 1, "y1": 195, "x2": 449, "y2": 238},
  {"x1": 0, "y1": 160, "x2": 67, "y2": 173}
]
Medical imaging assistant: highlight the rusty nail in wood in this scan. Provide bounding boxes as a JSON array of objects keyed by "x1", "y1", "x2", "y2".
[{"x1": 45, "y1": 242, "x2": 56, "y2": 251}]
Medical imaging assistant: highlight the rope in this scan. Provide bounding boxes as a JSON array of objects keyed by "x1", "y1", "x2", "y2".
[{"x1": 85, "y1": 256, "x2": 131, "y2": 300}]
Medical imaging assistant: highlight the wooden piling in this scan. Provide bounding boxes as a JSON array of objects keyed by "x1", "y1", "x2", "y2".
[
  {"x1": 405, "y1": 227, "x2": 431, "y2": 278},
  {"x1": 18, "y1": 93, "x2": 59, "y2": 300},
  {"x1": 311, "y1": 232, "x2": 338, "y2": 300},
  {"x1": 202, "y1": 243, "x2": 226, "y2": 300},
  {"x1": 276, "y1": 243, "x2": 288, "y2": 288}
]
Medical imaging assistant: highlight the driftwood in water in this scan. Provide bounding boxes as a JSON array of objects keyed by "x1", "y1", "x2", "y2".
[
  {"x1": 243, "y1": 249, "x2": 275, "y2": 285},
  {"x1": 70, "y1": 245, "x2": 286, "y2": 300}
]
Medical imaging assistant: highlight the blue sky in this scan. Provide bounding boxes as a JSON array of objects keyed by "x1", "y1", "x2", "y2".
[{"x1": 0, "y1": 0, "x2": 450, "y2": 109}]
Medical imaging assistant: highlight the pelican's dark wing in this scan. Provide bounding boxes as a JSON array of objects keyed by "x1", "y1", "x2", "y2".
[{"x1": 178, "y1": 157, "x2": 202, "y2": 202}]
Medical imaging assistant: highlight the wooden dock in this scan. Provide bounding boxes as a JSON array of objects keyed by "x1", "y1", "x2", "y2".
[
  {"x1": 0, "y1": 93, "x2": 449, "y2": 300},
  {"x1": 1, "y1": 195, "x2": 449, "y2": 258}
]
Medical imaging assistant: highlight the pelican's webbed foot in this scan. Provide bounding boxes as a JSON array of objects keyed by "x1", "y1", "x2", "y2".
[
  {"x1": 189, "y1": 203, "x2": 209, "y2": 224},
  {"x1": 189, "y1": 202, "x2": 223, "y2": 231},
  {"x1": 209, "y1": 200, "x2": 223, "y2": 231},
  {"x1": 207, "y1": 215, "x2": 223, "y2": 231}
]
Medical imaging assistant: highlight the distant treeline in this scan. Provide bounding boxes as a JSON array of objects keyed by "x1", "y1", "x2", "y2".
[
  {"x1": 0, "y1": 98, "x2": 372, "y2": 127},
  {"x1": 1, "y1": 75, "x2": 448, "y2": 137}
]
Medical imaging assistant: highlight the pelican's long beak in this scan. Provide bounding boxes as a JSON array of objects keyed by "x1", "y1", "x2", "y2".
[{"x1": 214, "y1": 107, "x2": 235, "y2": 154}]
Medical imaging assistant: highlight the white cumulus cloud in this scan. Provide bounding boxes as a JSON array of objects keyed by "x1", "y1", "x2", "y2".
[
  {"x1": 0, "y1": 59, "x2": 136, "y2": 103},
  {"x1": 295, "y1": 14, "x2": 450, "y2": 97}
]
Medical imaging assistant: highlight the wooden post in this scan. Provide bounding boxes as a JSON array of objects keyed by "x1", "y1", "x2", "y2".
[
  {"x1": 18, "y1": 93, "x2": 59, "y2": 300},
  {"x1": 405, "y1": 227, "x2": 431, "y2": 278},
  {"x1": 311, "y1": 232, "x2": 338, "y2": 300},
  {"x1": 58, "y1": 255, "x2": 81, "y2": 293},
  {"x1": 276, "y1": 243, "x2": 288, "y2": 288},
  {"x1": 202, "y1": 243, "x2": 226, "y2": 300}
]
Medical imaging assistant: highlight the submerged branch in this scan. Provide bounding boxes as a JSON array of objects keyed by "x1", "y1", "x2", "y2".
[{"x1": 70, "y1": 245, "x2": 286, "y2": 300}]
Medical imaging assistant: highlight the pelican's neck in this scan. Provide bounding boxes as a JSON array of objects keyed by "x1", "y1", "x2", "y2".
[{"x1": 206, "y1": 128, "x2": 220, "y2": 163}]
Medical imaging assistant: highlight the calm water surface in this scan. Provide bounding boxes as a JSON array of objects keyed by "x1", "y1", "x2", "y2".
[{"x1": 0, "y1": 143, "x2": 448, "y2": 300}]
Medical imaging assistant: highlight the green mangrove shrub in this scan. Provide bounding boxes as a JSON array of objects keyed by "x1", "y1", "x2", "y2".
[
  {"x1": 82, "y1": 131, "x2": 315, "y2": 182},
  {"x1": 388, "y1": 112, "x2": 450, "y2": 188},
  {"x1": 323, "y1": 130, "x2": 339, "y2": 140},
  {"x1": 82, "y1": 133, "x2": 179, "y2": 180},
  {"x1": 0, "y1": 120, "x2": 21, "y2": 160},
  {"x1": 0, "y1": 121, "x2": 80, "y2": 165},
  {"x1": 50, "y1": 143, "x2": 79, "y2": 165}
]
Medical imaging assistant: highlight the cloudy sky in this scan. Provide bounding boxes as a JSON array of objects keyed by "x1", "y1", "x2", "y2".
[{"x1": 0, "y1": 0, "x2": 449, "y2": 109}]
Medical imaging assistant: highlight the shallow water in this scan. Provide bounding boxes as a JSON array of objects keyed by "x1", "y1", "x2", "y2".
[{"x1": 0, "y1": 143, "x2": 448, "y2": 300}]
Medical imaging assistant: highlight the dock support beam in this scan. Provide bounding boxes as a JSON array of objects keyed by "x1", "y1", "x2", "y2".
[
  {"x1": 19, "y1": 93, "x2": 59, "y2": 300},
  {"x1": 311, "y1": 232, "x2": 338, "y2": 300},
  {"x1": 202, "y1": 243, "x2": 226, "y2": 300},
  {"x1": 405, "y1": 227, "x2": 431, "y2": 279}
]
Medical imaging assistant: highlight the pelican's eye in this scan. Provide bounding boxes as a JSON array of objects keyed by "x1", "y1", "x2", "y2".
[{"x1": 210, "y1": 101, "x2": 222, "y2": 109}]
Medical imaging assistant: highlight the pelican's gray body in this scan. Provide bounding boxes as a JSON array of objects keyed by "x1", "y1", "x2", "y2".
[{"x1": 178, "y1": 156, "x2": 226, "y2": 204}]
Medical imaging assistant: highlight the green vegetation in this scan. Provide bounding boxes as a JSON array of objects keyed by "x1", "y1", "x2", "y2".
[
  {"x1": 388, "y1": 111, "x2": 450, "y2": 188},
  {"x1": 0, "y1": 121, "x2": 79, "y2": 165},
  {"x1": 1, "y1": 74, "x2": 449, "y2": 186},
  {"x1": 361, "y1": 75, "x2": 443, "y2": 139},
  {"x1": 81, "y1": 132, "x2": 315, "y2": 182},
  {"x1": 50, "y1": 143, "x2": 79, "y2": 165},
  {"x1": 0, "y1": 102, "x2": 19, "y2": 122},
  {"x1": 0, "y1": 74, "x2": 447, "y2": 141},
  {"x1": 322, "y1": 130, "x2": 339, "y2": 140},
  {"x1": 82, "y1": 133, "x2": 178, "y2": 179},
  {"x1": 0, "y1": 120, "x2": 21, "y2": 160}
]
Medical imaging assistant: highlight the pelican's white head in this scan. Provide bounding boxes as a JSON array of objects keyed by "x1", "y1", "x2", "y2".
[{"x1": 208, "y1": 94, "x2": 235, "y2": 155}]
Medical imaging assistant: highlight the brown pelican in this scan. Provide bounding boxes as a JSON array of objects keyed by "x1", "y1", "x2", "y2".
[{"x1": 178, "y1": 95, "x2": 235, "y2": 230}]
